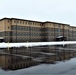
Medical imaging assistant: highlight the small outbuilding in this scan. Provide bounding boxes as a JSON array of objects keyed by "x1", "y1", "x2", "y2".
[{"x1": 0, "y1": 37, "x2": 4, "y2": 42}]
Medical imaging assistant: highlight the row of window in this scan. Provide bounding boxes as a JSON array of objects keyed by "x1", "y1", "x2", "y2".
[
  {"x1": 12, "y1": 32, "x2": 41, "y2": 36},
  {"x1": 0, "y1": 31, "x2": 62, "y2": 36},
  {"x1": 11, "y1": 25, "x2": 43, "y2": 31},
  {"x1": 10, "y1": 38, "x2": 44, "y2": 42},
  {"x1": 0, "y1": 30, "x2": 76, "y2": 36},
  {"x1": 1, "y1": 31, "x2": 76, "y2": 37},
  {"x1": 11, "y1": 25, "x2": 71, "y2": 33},
  {"x1": 3, "y1": 37, "x2": 76, "y2": 42},
  {"x1": 14, "y1": 20, "x2": 43, "y2": 26},
  {"x1": 11, "y1": 31, "x2": 56, "y2": 36},
  {"x1": 0, "y1": 32, "x2": 11, "y2": 36}
]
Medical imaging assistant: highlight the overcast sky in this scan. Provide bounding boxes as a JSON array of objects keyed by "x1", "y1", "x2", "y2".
[{"x1": 0, "y1": 0, "x2": 76, "y2": 26}]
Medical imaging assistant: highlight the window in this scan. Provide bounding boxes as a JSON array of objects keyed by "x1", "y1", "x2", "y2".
[
  {"x1": 33, "y1": 23, "x2": 34, "y2": 25},
  {"x1": 23, "y1": 21, "x2": 24, "y2": 24},
  {"x1": 20, "y1": 21, "x2": 21, "y2": 24},
  {"x1": 17, "y1": 21, "x2": 18, "y2": 23},
  {"x1": 8, "y1": 20, "x2": 9, "y2": 22},
  {"x1": 26, "y1": 22, "x2": 27, "y2": 24},
  {"x1": 14, "y1": 20, "x2": 16, "y2": 23},
  {"x1": 8, "y1": 26, "x2": 9, "y2": 29}
]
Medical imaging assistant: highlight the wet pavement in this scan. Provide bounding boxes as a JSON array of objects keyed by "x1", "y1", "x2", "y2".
[{"x1": 0, "y1": 57, "x2": 76, "y2": 75}]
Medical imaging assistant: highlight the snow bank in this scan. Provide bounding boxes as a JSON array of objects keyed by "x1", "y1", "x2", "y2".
[{"x1": 0, "y1": 41, "x2": 76, "y2": 48}]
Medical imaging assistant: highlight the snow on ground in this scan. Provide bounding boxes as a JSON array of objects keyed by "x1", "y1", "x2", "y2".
[{"x1": 0, "y1": 41, "x2": 76, "y2": 48}]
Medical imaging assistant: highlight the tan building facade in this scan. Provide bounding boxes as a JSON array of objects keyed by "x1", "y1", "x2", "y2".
[{"x1": 0, "y1": 17, "x2": 75, "y2": 42}]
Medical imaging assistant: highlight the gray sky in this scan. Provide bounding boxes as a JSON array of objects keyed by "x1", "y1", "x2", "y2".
[{"x1": 0, "y1": 0, "x2": 76, "y2": 26}]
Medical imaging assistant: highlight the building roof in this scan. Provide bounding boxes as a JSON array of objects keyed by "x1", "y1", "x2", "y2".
[
  {"x1": 0, "y1": 17, "x2": 70, "y2": 25},
  {"x1": 44, "y1": 21, "x2": 69, "y2": 25},
  {"x1": 0, "y1": 17, "x2": 42, "y2": 23}
]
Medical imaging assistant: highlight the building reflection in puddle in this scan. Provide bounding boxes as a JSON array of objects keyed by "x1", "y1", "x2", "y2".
[{"x1": 0, "y1": 45, "x2": 76, "y2": 70}]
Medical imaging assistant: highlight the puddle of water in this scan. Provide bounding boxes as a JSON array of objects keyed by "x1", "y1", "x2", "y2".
[{"x1": 0, "y1": 57, "x2": 76, "y2": 75}]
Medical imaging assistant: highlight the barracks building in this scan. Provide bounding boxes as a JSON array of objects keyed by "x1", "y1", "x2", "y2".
[{"x1": 0, "y1": 17, "x2": 76, "y2": 42}]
